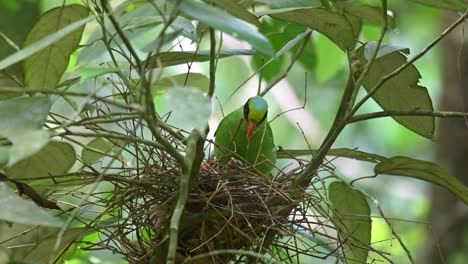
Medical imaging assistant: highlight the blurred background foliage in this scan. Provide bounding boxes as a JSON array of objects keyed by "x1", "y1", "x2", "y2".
[{"x1": 0, "y1": 0, "x2": 466, "y2": 263}]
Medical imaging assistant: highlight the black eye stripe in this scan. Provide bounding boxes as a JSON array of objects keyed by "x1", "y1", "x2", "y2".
[{"x1": 243, "y1": 101, "x2": 249, "y2": 120}]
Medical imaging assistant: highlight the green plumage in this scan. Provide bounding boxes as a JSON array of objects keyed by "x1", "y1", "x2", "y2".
[{"x1": 214, "y1": 107, "x2": 276, "y2": 176}]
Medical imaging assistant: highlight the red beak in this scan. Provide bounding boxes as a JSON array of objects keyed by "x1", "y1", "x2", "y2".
[{"x1": 247, "y1": 123, "x2": 255, "y2": 140}]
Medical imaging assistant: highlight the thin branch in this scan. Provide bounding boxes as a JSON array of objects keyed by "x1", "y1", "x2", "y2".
[
  {"x1": 349, "y1": 110, "x2": 468, "y2": 123},
  {"x1": 208, "y1": 28, "x2": 216, "y2": 98}
]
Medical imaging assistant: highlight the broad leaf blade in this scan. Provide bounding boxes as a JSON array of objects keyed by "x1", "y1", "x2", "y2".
[
  {"x1": 329, "y1": 181, "x2": 371, "y2": 264},
  {"x1": 408, "y1": 0, "x2": 468, "y2": 11},
  {"x1": 179, "y1": 0, "x2": 273, "y2": 55},
  {"x1": 343, "y1": 4, "x2": 396, "y2": 29},
  {"x1": 23, "y1": 5, "x2": 88, "y2": 91},
  {"x1": 375, "y1": 156, "x2": 468, "y2": 204},
  {"x1": 209, "y1": 0, "x2": 260, "y2": 26},
  {"x1": 145, "y1": 49, "x2": 255, "y2": 68},
  {"x1": 82, "y1": 138, "x2": 124, "y2": 165},
  {"x1": 0, "y1": 182, "x2": 63, "y2": 226},
  {"x1": 265, "y1": 8, "x2": 356, "y2": 51},
  {"x1": 152, "y1": 72, "x2": 209, "y2": 94},
  {"x1": 4, "y1": 141, "x2": 76, "y2": 180},
  {"x1": 360, "y1": 44, "x2": 435, "y2": 139}
]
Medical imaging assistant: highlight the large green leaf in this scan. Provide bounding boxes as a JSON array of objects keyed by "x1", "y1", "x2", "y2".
[
  {"x1": 0, "y1": 71, "x2": 21, "y2": 101},
  {"x1": 0, "y1": 182, "x2": 63, "y2": 226},
  {"x1": 329, "y1": 181, "x2": 371, "y2": 264},
  {"x1": 0, "y1": 15, "x2": 93, "y2": 71},
  {"x1": 342, "y1": 4, "x2": 396, "y2": 29},
  {"x1": 145, "y1": 49, "x2": 255, "y2": 68},
  {"x1": 208, "y1": 0, "x2": 260, "y2": 26},
  {"x1": 23, "y1": 5, "x2": 88, "y2": 91},
  {"x1": 214, "y1": 108, "x2": 276, "y2": 175},
  {"x1": 360, "y1": 43, "x2": 435, "y2": 139},
  {"x1": 3, "y1": 141, "x2": 76, "y2": 181},
  {"x1": 264, "y1": 8, "x2": 356, "y2": 51},
  {"x1": 81, "y1": 138, "x2": 124, "y2": 165},
  {"x1": 0, "y1": 96, "x2": 52, "y2": 166},
  {"x1": 408, "y1": 0, "x2": 468, "y2": 11},
  {"x1": 375, "y1": 156, "x2": 468, "y2": 204},
  {"x1": 24, "y1": 228, "x2": 89, "y2": 263},
  {"x1": 179, "y1": 0, "x2": 273, "y2": 55},
  {"x1": 152, "y1": 72, "x2": 209, "y2": 94}
]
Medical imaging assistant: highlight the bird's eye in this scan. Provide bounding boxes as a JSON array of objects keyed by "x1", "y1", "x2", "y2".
[{"x1": 243, "y1": 102, "x2": 249, "y2": 120}]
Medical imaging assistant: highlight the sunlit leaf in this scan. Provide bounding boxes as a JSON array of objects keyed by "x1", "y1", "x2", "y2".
[
  {"x1": 0, "y1": 12, "x2": 93, "y2": 71},
  {"x1": 165, "y1": 87, "x2": 211, "y2": 133},
  {"x1": 79, "y1": 66, "x2": 119, "y2": 83},
  {"x1": 152, "y1": 72, "x2": 209, "y2": 94},
  {"x1": 360, "y1": 43, "x2": 435, "y2": 139},
  {"x1": 82, "y1": 138, "x2": 124, "y2": 165},
  {"x1": 329, "y1": 181, "x2": 371, "y2": 264},
  {"x1": 20, "y1": 5, "x2": 87, "y2": 91},
  {"x1": 0, "y1": 182, "x2": 63, "y2": 226},
  {"x1": 342, "y1": 4, "x2": 396, "y2": 29},
  {"x1": 179, "y1": 0, "x2": 274, "y2": 55},
  {"x1": 3, "y1": 141, "x2": 76, "y2": 180},
  {"x1": 408, "y1": 0, "x2": 468, "y2": 11},
  {"x1": 264, "y1": 8, "x2": 356, "y2": 51},
  {"x1": 24, "y1": 228, "x2": 90, "y2": 263},
  {"x1": 8, "y1": 130, "x2": 50, "y2": 167},
  {"x1": 375, "y1": 156, "x2": 468, "y2": 204},
  {"x1": 208, "y1": 0, "x2": 260, "y2": 26},
  {"x1": 0, "y1": 95, "x2": 51, "y2": 137},
  {"x1": 145, "y1": 49, "x2": 255, "y2": 68}
]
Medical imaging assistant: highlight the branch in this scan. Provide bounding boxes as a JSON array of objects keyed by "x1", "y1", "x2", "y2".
[
  {"x1": 349, "y1": 110, "x2": 468, "y2": 123},
  {"x1": 207, "y1": 28, "x2": 216, "y2": 98}
]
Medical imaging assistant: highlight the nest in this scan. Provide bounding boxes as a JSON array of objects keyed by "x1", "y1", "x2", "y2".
[{"x1": 79, "y1": 131, "x2": 338, "y2": 263}]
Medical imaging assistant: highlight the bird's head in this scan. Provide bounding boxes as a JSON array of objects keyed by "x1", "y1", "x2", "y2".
[{"x1": 243, "y1": 96, "x2": 268, "y2": 140}]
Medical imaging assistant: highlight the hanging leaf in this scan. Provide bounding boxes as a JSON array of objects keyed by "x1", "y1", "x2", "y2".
[
  {"x1": 208, "y1": 0, "x2": 260, "y2": 26},
  {"x1": 342, "y1": 4, "x2": 396, "y2": 29},
  {"x1": 23, "y1": 5, "x2": 89, "y2": 90},
  {"x1": 8, "y1": 130, "x2": 50, "y2": 167},
  {"x1": 152, "y1": 72, "x2": 209, "y2": 94},
  {"x1": 82, "y1": 138, "x2": 124, "y2": 165},
  {"x1": 264, "y1": 8, "x2": 356, "y2": 51},
  {"x1": 359, "y1": 43, "x2": 435, "y2": 139},
  {"x1": 178, "y1": 0, "x2": 274, "y2": 55},
  {"x1": 0, "y1": 183, "x2": 63, "y2": 226},
  {"x1": 408, "y1": 0, "x2": 468, "y2": 11},
  {"x1": 375, "y1": 156, "x2": 468, "y2": 204},
  {"x1": 170, "y1": 16, "x2": 197, "y2": 42},
  {"x1": 329, "y1": 181, "x2": 371, "y2": 264},
  {"x1": 145, "y1": 49, "x2": 255, "y2": 68},
  {"x1": 24, "y1": 228, "x2": 90, "y2": 263},
  {"x1": 3, "y1": 141, "x2": 76, "y2": 181}
]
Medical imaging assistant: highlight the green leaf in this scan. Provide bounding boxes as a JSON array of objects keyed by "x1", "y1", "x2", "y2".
[
  {"x1": 375, "y1": 157, "x2": 468, "y2": 204},
  {"x1": 152, "y1": 72, "x2": 209, "y2": 94},
  {"x1": 0, "y1": 71, "x2": 22, "y2": 101},
  {"x1": 0, "y1": 182, "x2": 63, "y2": 226},
  {"x1": 3, "y1": 141, "x2": 76, "y2": 180},
  {"x1": 145, "y1": 49, "x2": 255, "y2": 68},
  {"x1": 342, "y1": 4, "x2": 396, "y2": 29},
  {"x1": 170, "y1": 16, "x2": 197, "y2": 42},
  {"x1": 214, "y1": 108, "x2": 276, "y2": 175},
  {"x1": 81, "y1": 138, "x2": 124, "y2": 165},
  {"x1": 0, "y1": 95, "x2": 51, "y2": 137},
  {"x1": 0, "y1": 11, "x2": 93, "y2": 72},
  {"x1": 329, "y1": 181, "x2": 371, "y2": 264},
  {"x1": 265, "y1": 8, "x2": 356, "y2": 51},
  {"x1": 208, "y1": 0, "x2": 260, "y2": 26},
  {"x1": 8, "y1": 130, "x2": 50, "y2": 167},
  {"x1": 360, "y1": 43, "x2": 435, "y2": 139},
  {"x1": 277, "y1": 148, "x2": 386, "y2": 163},
  {"x1": 24, "y1": 228, "x2": 89, "y2": 263},
  {"x1": 23, "y1": 5, "x2": 88, "y2": 91},
  {"x1": 165, "y1": 87, "x2": 212, "y2": 133},
  {"x1": 408, "y1": 0, "x2": 468, "y2": 11},
  {"x1": 179, "y1": 0, "x2": 274, "y2": 55},
  {"x1": 79, "y1": 66, "x2": 119, "y2": 83}
]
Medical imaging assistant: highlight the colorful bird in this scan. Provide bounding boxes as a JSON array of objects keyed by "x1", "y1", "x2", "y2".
[{"x1": 214, "y1": 96, "x2": 276, "y2": 175}]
